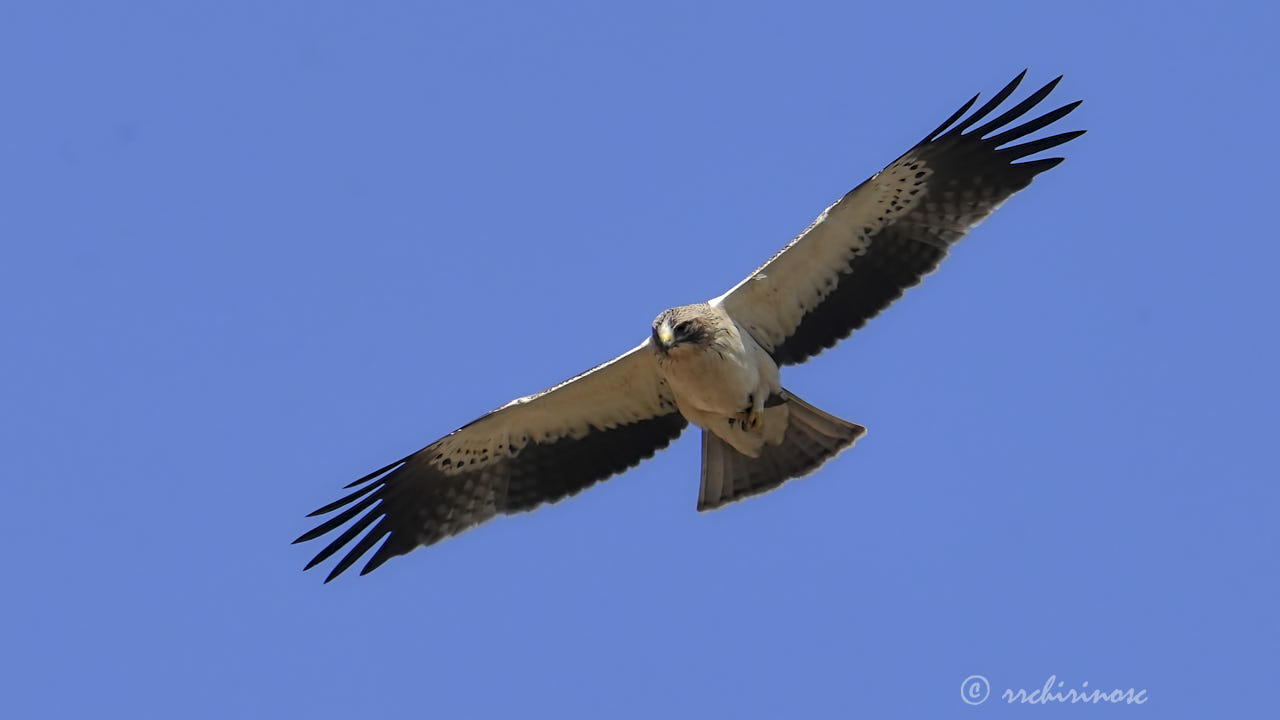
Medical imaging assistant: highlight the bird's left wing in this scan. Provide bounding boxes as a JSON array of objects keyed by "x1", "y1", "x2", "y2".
[
  {"x1": 294, "y1": 341, "x2": 686, "y2": 581},
  {"x1": 714, "y1": 72, "x2": 1084, "y2": 366}
]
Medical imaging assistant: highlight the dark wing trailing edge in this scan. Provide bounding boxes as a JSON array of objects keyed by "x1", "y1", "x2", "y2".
[
  {"x1": 715, "y1": 71, "x2": 1084, "y2": 366},
  {"x1": 294, "y1": 343, "x2": 687, "y2": 582}
]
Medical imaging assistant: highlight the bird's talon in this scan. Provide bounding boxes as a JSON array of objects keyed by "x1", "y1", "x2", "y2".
[{"x1": 746, "y1": 408, "x2": 763, "y2": 431}]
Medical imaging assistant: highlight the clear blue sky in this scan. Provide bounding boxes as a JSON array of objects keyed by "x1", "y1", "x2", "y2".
[{"x1": 3, "y1": 2, "x2": 1276, "y2": 717}]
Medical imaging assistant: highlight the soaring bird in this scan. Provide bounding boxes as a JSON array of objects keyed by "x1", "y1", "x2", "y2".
[{"x1": 295, "y1": 71, "x2": 1084, "y2": 581}]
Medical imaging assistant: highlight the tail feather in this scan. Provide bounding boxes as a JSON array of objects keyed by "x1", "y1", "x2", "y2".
[{"x1": 697, "y1": 390, "x2": 865, "y2": 511}]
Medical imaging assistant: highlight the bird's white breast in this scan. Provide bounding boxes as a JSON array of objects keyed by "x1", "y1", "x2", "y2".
[{"x1": 660, "y1": 313, "x2": 779, "y2": 423}]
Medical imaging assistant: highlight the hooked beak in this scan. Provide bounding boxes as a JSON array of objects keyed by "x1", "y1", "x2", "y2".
[{"x1": 654, "y1": 321, "x2": 674, "y2": 353}]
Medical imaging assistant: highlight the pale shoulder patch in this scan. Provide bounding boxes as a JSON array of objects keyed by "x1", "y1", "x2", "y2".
[{"x1": 424, "y1": 341, "x2": 674, "y2": 475}]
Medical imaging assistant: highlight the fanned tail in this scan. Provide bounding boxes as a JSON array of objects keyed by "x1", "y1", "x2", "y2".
[{"x1": 697, "y1": 389, "x2": 865, "y2": 511}]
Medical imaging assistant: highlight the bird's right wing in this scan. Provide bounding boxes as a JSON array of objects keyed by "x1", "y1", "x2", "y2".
[{"x1": 294, "y1": 340, "x2": 687, "y2": 581}]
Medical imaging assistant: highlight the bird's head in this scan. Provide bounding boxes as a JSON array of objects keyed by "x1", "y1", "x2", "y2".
[{"x1": 651, "y1": 304, "x2": 715, "y2": 357}]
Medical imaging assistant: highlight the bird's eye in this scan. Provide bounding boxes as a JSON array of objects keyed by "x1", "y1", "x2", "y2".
[{"x1": 675, "y1": 321, "x2": 690, "y2": 335}]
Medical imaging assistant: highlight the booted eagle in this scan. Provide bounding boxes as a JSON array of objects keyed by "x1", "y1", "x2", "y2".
[{"x1": 296, "y1": 71, "x2": 1083, "y2": 581}]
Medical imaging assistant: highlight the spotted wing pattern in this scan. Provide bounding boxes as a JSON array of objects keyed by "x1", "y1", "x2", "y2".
[{"x1": 715, "y1": 72, "x2": 1083, "y2": 365}]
